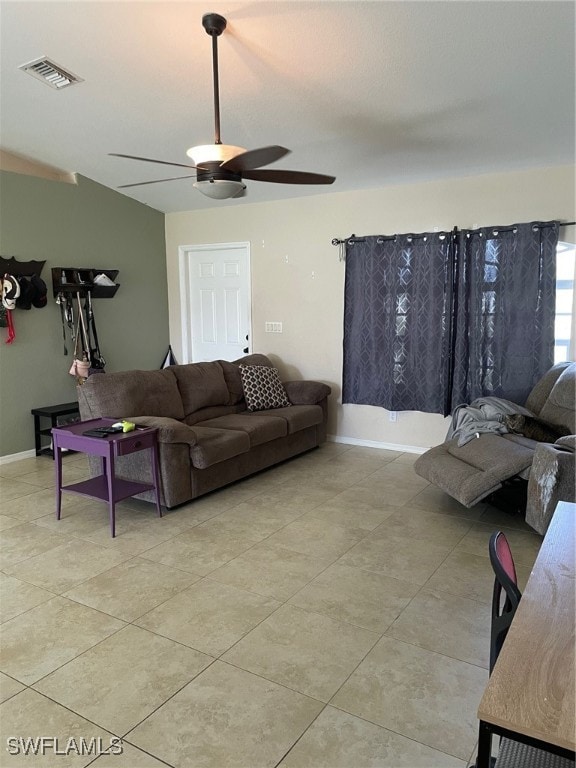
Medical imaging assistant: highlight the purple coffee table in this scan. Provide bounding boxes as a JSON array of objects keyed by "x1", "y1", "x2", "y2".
[{"x1": 52, "y1": 418, "x2": 161, "y2": 537}]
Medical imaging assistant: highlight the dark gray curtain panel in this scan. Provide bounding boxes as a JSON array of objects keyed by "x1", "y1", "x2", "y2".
[
  {"x1": 342, "y1": 233, "x2": 454, "y2": 414},
  {"x1": 342, "y1": 222, "x2": 559, "y2": 415},
  {"x1": 450, "y1": 222, "x2": 559, "y2": 407}
]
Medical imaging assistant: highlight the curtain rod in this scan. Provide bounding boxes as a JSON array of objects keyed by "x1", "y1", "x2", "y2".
[
  {"x1": 332, "y1": 235, "x2": 365, "y2": 246},
  {"x1": 332, "y1": 221, "x2": 576, "y2": 246},
  {"x1": 489, "y1": 221, "x2": 576, "y2": 234}
]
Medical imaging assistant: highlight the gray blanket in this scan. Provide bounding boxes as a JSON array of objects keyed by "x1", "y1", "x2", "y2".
[{"x1": 447, "y1": 397, "x2": 534, "y2": 447}]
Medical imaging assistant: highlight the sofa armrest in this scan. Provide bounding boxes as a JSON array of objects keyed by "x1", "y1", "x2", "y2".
[
  {"x1": 555, "y1": 434, "x2": 576, "y2": 451},
  {"x1": 283, "y1": 380, "x2": 331, "y2": 405},
  {"x1": 526, "y1": 435, "x2": 575, "y2": 535},
  {"x1": 128, "y1": 416, "x2": 198, "y2": 446}
]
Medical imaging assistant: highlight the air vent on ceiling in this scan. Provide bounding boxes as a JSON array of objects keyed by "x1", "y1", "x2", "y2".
[{"x1": 19, "y1": 57, "x2": 83, "y2": 90}]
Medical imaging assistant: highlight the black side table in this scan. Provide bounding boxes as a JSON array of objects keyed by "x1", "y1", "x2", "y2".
[{"x1": 31, "y1": 402, "x2": 80, "y2": 458}]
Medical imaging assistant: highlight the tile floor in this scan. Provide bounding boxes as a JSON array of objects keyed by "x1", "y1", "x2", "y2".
[{"x1": 0, "y1": 443, "x2": 542, "y2": 767}]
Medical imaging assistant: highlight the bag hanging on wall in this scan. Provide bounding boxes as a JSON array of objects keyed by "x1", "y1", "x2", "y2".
[
  {"x1": 69, "y1": 356, "x2": 90, "y2": 379},
  {"x1": 69, "y1": 294, "x2": 90, "y2": 381}
]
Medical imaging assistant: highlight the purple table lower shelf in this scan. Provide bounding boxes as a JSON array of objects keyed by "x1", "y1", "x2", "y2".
[{"x1": 52, "y1": 418, "x2": 161, "y2": 537}]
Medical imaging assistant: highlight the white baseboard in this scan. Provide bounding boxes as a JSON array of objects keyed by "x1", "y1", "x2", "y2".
[
  {"x1": 0, "y1": 449, "x2": 37, "y2": 465},
  {"x1": 327, "y1": 434, "x2": 425, "y2": 454}
]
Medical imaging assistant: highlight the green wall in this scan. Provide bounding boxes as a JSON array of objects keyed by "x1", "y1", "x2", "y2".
[{"x1": 0, "y1": 171, "x2": 167, "y2": 457}]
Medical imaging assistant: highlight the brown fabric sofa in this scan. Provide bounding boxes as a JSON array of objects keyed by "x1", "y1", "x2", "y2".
[
  {"x1": 77, "y1": 354, "x2": 331, "y2": 508},
  {"x1": 414, "y1": 362, "x2": 575, "y2": 529}
]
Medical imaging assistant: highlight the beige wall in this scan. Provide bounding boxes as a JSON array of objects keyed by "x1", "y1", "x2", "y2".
[{"x1": 165, "y1": 165, "x2": 576, "y2": 451}]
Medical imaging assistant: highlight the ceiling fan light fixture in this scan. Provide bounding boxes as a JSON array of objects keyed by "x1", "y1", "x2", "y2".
[
  {"x1": 111, "y1": 13, "x2": 334, "y2": 197},
  {"x1": 193, "y1": 179, "x2": 246, "y2": 199},
  {"x1": 186, "y1": 144, "x2": 246, "y2": 165}
]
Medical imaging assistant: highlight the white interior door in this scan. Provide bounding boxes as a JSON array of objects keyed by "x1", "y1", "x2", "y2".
[{"x1": 180, "y1": 242, "x2": 251, "y2": 362}]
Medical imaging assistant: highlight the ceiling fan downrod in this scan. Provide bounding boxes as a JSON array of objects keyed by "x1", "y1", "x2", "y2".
[{"x1": 202, "y1": 13, "x2": 227, "y2": 146}]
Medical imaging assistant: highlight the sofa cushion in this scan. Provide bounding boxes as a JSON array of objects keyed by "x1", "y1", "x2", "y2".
[
  {"x1": 129, "y1": 416, "x2": 198, "y2": 445},
  {"x1": 525, "y1": 362, "x2": 573, "y2": 415},
  {"x1": 218, "y1": 360, "x2": 246, "y2": 405},
  {"x1": 253, "y1": 404, "x2": 323, "y2": 434},
  {"x1": 171, "y1": 362, "x2": 230, "y2": 416},
  {"x1": 240, "y1": 365, "x2": 291, "y2": 412},
  {"x1": 190, "y1": 427, "x2": 250, "y2": 469},
  {"x1": 195, "y1": 413, "x2": 287, "y2": 447},
  {"x1": 446, "y1": 434, "x2": 535, "y2": 473},
  {"x1": 184, "y1": 404, "x2": 246, "y2": 426},
  {"x1": 79, "y1": 368, "x2": 185, "y2": 420},
  {"x1": 538, "y1": 363, "x2": 576, "y2": 433},
  {"x1": 234, "y1": 353, "x2": 275, "y2": 367}
]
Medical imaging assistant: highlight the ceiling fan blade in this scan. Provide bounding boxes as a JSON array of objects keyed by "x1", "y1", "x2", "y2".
[
  {"x1": 242, "y1": 169, "x2": 336, "y2": 185},
  {"x1": 118, "y1": 175, "x2": 197, "y2": 189},
  {"x1": 110, "y1": 153, "x2": 198, "y2": 170},
  {"x1": 221, "y1": 145, "x2": 291, "y2": 173}
]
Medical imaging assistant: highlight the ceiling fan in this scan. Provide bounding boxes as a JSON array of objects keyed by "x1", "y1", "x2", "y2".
[{"x1": 111, "y1": 13, "x2": 336, "y2": 200}]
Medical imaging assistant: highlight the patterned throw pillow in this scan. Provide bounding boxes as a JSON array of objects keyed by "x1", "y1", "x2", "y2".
[{"x1": 239, "y1": 365, "x2": 292, "y2": 412}]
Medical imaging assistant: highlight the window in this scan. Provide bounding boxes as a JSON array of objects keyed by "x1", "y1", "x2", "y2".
[{"x1": 555, "y1": 242, "x2": 575, "y2": 363}]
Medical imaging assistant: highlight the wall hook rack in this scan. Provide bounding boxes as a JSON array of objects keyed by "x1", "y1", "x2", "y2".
[
  {"x1": 0, "y1": 256, "x2": 46, "y2": 277},
  {"x1": 51, "y1": 267, "x2": 120, "y2": 299}
]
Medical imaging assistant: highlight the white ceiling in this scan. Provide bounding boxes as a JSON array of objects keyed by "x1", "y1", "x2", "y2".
[{"x1": 1, "y1": 1, "x2": 574, "y2": 213}]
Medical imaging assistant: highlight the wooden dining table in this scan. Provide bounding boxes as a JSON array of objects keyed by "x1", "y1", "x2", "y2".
[{"x1": 476, "y1": 500, "x2": 576, "y2": 767}]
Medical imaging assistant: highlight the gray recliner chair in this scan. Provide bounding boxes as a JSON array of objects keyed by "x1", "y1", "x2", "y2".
[{"x1": 414, "y1": 363, "x2": 575, "y2": 533}]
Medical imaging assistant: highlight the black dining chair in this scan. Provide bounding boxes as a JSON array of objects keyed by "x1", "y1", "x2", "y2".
[{"x1": 488, "y1": 530, "x2": 522, "y2": 674}]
